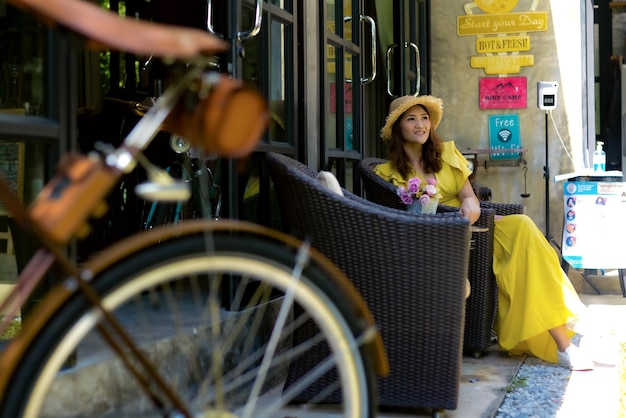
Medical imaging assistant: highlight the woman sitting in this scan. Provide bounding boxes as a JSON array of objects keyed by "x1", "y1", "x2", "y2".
[{"x1": 374, "y1": 95, "x2": 593, "y2": 371}]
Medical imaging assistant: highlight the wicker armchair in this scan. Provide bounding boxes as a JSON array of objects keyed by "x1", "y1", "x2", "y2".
[
  {"x1": 266, "y1": 152, "x2": 471, "y2": 415},
  {"x1": 357, "y1": 157, "x2": 526, "y2": 357}
]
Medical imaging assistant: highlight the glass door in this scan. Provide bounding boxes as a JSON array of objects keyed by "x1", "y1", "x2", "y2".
[
  {"x1": 322, "y1": 0, "x2": 377, "y2": 192},
  {"x1": 382, "y1": 0, "x2": 428, "y2": 98},
  {"x1": 208, "y1": 0, "x2": 297, "y2": 226}
]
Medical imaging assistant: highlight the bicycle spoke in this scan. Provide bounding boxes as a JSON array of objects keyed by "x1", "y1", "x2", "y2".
[
  {"x1": 241, "y1": 241, "x2": 310, "y2": 418},
  {"x1": 194, "y1": 313, "x2": 317, "y2": 407}
]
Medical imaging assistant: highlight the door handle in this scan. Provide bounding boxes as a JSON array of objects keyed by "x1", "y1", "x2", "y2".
[
  {"x1": 409, "y1": 41, "x2": 421, "y2": 96},
  {"x1": 385, "y1": 44, "x2": 397, "y2": 97},
  {"x1": 207, "y1": 0, "x2": 263, "y2": 41},
  {"x1": 386, "y1": 42, "x2": 421, "y2": 97},
  {"x1": 206, "y1": 0, "x2": 221, "y2": 37},
  {"x1": 344, "y1": 15, "x2": 377, "y2": 84},
  {"x1": 237, "y1": 0, "x2": 263, "y2": 41},
  {"x1": 361, "y1": 15, "x2": 377, "y2": 84}
]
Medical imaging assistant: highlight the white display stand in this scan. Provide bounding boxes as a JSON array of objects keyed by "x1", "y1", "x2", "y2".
[{"x1": 558, "y1": 172, "x2": 626, "y2": 296}]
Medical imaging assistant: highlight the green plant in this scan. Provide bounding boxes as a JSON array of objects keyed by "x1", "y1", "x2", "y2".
[
  {"x1": 99, "y1": 50, "x2": 111, "y2": 95},
  {"x1": 1, "y1": 319, "x2": 21, "y2": 340},
  {"x1": 504, "y1": 375, "x2": 528, "y2": 393},
  {"x1": 98, "y1": 0, "x2": 129, "y2": 95}
]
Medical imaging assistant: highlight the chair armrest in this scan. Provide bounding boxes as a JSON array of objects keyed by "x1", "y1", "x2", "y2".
[
  {"x1": 437, "y1": 203, "x2": 495, "y2": 231},
  {"x1": 345, "y1": 191, "x2": 465, "y2": 222},
  {"x1": 437, "y1": 203, "x2": 458, "y2": 214},
  {"x1": 480, "y1": 201, "x2": 526, "y2": 217},
  {"x1": 476, "y1": 206, "x2": 495, "y2": 230}
]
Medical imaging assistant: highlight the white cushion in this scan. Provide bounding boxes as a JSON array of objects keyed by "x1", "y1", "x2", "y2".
[{"x1": 316, "y1": 171, "x2": 343, "y2": 196}]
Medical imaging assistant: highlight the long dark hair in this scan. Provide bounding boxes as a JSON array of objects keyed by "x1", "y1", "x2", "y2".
[{"x1": 388, "y1": 105, "x2": 443, "y2": 178}]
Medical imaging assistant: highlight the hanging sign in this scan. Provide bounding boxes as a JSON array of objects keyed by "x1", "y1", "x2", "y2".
[
  {"x1": 476, "y1": 35, "x2": 530, "y2": 54},
  {"x1": 470, "y1": 55, "x2": 534, "y2": 75},
  {"x1": 480, "y1": 77, "x2": 527, "y2": 109},
  {"x1": 488, "y1": 114, "x2": 521, "y2": 160},
  {"x1": 562, "y1": 181, "x2": 626, "y2": 269},
  {"x1": 457, "y1": 12, "x2": 549, "y2": 36}
]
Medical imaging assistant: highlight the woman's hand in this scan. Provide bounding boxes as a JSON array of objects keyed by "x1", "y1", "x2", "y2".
[
  {"x1": 458, "y1": 180, "x2": 481, "y2": 224},
  {"x1": 459, "y1": 198, "x2": 481, "y2": 224}
]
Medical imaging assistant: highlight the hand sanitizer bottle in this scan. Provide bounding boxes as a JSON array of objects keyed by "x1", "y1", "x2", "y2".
[{"x1": 593, "y1": 141, "x2": 606, "y2": 172}]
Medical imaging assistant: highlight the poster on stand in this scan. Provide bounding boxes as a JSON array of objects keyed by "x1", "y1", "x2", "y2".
[{"x1": 562, "y1": 181, "x2": 626, "y2": 269}]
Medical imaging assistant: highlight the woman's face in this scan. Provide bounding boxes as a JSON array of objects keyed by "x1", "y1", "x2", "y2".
[{"x1": 398, "y1": 104, "x2": 431, "y2": 145}]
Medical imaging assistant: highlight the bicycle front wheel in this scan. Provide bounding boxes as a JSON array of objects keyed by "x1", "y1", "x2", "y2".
[{"x1": 1, "y1": 233, "x2": 377, "y2": 417}]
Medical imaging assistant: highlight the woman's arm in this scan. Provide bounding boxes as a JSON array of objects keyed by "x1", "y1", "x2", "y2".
[
  {"x1": 7, "y1": 0, "x2": 228, "y2": 58},
  {"x1": 458, "y1": 179, "x2": 481, "y2": 224}
]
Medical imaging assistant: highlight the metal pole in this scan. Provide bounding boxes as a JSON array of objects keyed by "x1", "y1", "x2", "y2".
[
  {"x1": 543, "y1": 110, "x2": 551, "y2": 237},
  {"x1": 543, "y1": 110, "x2": 561, "y2": 251}
]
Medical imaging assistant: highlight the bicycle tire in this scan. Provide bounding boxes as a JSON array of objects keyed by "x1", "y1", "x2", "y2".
[{"x1": 0, "y1": 233, "x2": 377, "y2": 417}]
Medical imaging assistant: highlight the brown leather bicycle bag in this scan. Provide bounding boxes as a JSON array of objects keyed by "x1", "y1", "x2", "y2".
[
  {"x1": 165, "y1": 74, "x2": 269, "y2": 158},
  {"x1": 29, "y1": 154, "x2": 120, "y2": 246}
]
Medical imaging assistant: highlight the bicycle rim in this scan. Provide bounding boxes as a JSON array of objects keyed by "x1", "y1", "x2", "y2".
[{"x1": 2, "y1": 234, "x2": 375, "y2": 417}]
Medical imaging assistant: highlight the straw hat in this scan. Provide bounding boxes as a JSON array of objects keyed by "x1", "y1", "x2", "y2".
[{"x1": 380, "y1": 95, "x2": 444, "y2": 141}]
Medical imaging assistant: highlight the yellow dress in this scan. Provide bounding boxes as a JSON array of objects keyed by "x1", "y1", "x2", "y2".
[{"x1": 374, "y1": 141, "x2": 586, "y2": 363}]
